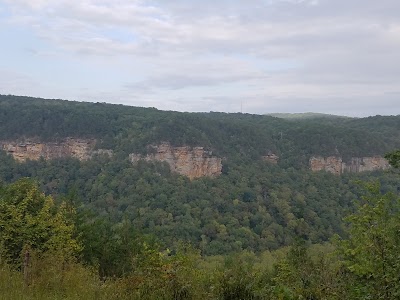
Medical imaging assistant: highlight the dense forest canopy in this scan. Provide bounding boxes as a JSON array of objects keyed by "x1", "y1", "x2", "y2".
[
  {"x1": 0, "y1": 94, "x2": 399, "y2": 255},
  {"x1": 0, "y1": 94, "x2": 400, "y2": 299},
  {"x1": 1, "y1": 94, "x2": 399, "y2": 161}
]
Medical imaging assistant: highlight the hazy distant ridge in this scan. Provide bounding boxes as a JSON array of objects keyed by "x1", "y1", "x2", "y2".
[{"x1": 267, "y1": 112, "x2": 354, "y2": 119}]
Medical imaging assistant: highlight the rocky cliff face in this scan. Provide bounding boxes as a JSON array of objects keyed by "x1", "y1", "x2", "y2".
[
  {"x1": 310, "y1": 156, "x2": 343, "y2": 175},
  {"x1": 130, "y1": 143, "x2": 222, "y2": 179},
  {"x1": 310, "y1": 156, "x2": 389, "y2": 175},
  {"x1": 0, "y1": 138, "x2": 112, "y2": 162},
  {"x1": 342, "y1": 157, "x2": 390, "y2": 173},
  {"x1": 1, "y1": 139, "x2": 220, "y2": 179},
  {"x1": 261, "y1": 152, "x2": 279, "y2": 164}
]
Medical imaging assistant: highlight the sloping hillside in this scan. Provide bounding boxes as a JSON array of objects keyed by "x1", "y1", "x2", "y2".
[{"x1": 0, "y1": 94, "x2": 399, "y2": 254}]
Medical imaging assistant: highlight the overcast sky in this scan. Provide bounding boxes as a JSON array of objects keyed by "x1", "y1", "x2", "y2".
[{"x1": 0, "y1": 0, "x2": 399, "y2": 116}]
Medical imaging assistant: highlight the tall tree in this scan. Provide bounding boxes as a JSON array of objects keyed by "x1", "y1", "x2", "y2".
[
  {"x1": 336, "y1": 182, "x2": 400, "y2": 299},
  {"x1": 0, "y1": 178, "x2": 81, "y2": 265}
]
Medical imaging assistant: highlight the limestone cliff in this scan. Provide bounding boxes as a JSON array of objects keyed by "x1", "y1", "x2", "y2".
[
  {"x1": 310, "y1": 156, "x2": 343, "y2": 175},
  {"x1": 130, "y1": 143, "x2": 222, "y2": 179},
  {"x1": 261, "y1": 152, "x2": 279, "y2": 164},
  {"x1": 1, "y1": 139, "x2": 219, "y2": 179},
  {"x1": 310, "y1": 156, "x2": 389, "y2": 175},
  {"x1": 0, "y1": 138, "x2": 112, "y2": 162}
]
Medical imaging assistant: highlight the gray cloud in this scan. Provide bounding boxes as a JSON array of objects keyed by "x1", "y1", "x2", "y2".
[{"x1": 1, "y1": 0, "x2": 399, "y2": 116}]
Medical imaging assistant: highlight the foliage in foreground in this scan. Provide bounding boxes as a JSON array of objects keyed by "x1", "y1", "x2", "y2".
[
  {"x1": 335, "y1": 182, "x2": 400, "y2": 299},
  {"x1": 0, "y1": 178, "x2": 399, "y2": 299},
  {"x1": 0, "y1": 178, "x2": 80, "y2": 266}
]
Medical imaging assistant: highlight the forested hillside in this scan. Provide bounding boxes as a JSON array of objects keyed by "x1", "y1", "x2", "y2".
[
  {"x1": 0, "y1": 94, "x2": 399, "y2": 254},
  {"x1": 1, "y1": 94, "x2": 400, "y2": 299},
  {"x1": 1, "y1": 94, "x2": 399, "y2": 162}
]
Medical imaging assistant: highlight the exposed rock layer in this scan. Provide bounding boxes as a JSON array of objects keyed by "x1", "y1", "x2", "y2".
[
  {"x1": 0, "y1": 139, "x2": 111, "y2": 162},
  {"x1": 1, "y1": 139, "x2": 220, "y2": 179},
  {"x1": 262, "y1": 152, "x2": 279, "y2": 164},
  {"x1": 130, "y1": 143, "x2": 222, "y2": 179},
  {"x1": 310, "y1": 156, "x2": 389, "y2": 175}
]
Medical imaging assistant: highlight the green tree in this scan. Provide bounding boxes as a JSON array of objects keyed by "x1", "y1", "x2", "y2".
[
  {"x1": 0, "y1": 178, "x2": 81, "y2": 265},
  {"x1": 336, "y1": 182, "x2": 400, "y2": 299},
  {"x1": 385, "y1": 150, "x2": 400, "y2": 168}
]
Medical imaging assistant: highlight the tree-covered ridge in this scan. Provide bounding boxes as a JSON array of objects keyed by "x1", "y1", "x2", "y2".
[
  {"x1": 1, "y1": 94, "x2": 399, "y2": 164},
  {"x1": 1, "y1": 94, "x2": 400, "y2": 255},
  {"x1": 267, "y1": 112, "x2": 352, "y2": 119}
]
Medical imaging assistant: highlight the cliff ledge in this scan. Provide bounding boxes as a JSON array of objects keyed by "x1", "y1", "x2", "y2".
[
  {"x1": 130, "y1": 143, "x2": 222, "y2": 179},
  {"x1": 310, "y1": 156, "x2": 389, "y2": 175}
]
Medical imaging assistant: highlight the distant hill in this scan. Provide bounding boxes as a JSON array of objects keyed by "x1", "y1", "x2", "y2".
[{"x1": 267, "y1": 112, "x2": 353, "y2": 120}]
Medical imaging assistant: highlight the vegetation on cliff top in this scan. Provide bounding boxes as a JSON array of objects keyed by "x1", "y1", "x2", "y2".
[{"x1": 1, "y1": 94, "x2": 399, "y2": 161}]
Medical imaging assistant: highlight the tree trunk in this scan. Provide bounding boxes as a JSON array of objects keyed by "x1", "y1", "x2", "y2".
[{"x1": 23, "y1": 249, "x2": 30, "y2": 287}]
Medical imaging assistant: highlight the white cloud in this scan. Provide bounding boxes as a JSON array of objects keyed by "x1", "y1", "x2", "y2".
[{"x1": 1, "y1": 0, "x2": 400, "y2": 116}]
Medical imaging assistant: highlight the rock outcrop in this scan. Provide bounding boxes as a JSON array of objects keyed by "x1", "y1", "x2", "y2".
[
  {"x1": 0, "y1": 138, "x2": 112, "y2": 162},
  {"x1": 1, "y1": 139, "x2": 219, "y2": 179},
  {"x1": 262, "y1": 152, "x2": 279, "y2": 164},
  {"x1": 342, "y1": 157, "x2": 390, "y2": 173},
  {"x1": 310, "y1": 156, "x2": 343, "y2": 175},
  {"x1": 310, "y1": 156, "x2": 390, "y2": 175},
  {"x1": 130, "y1": 143, "x2": 222, "y2": 179}
]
